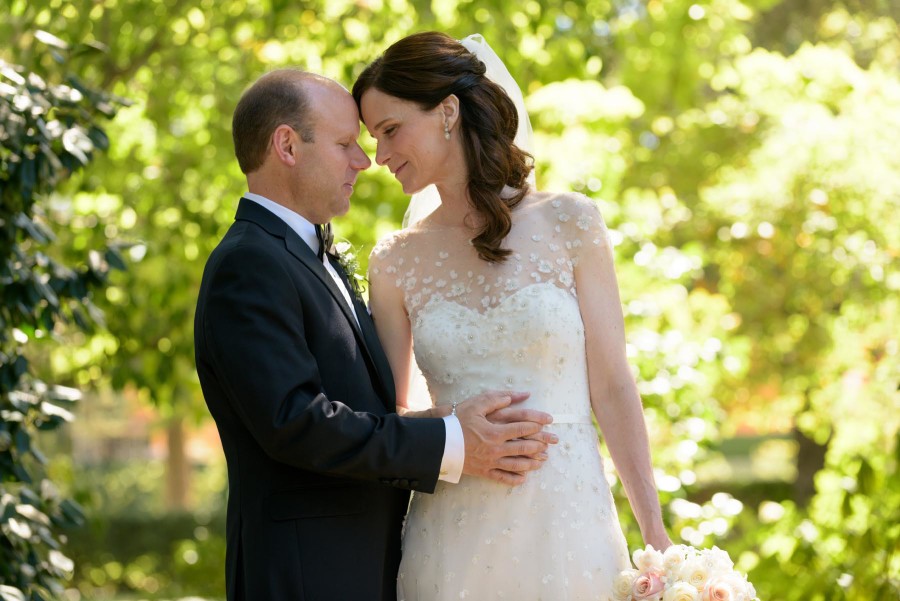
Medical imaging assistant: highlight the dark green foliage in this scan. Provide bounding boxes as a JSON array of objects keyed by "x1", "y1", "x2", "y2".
[{"x1": 1, "y1": 34, "x2": 123, "y2": 599}]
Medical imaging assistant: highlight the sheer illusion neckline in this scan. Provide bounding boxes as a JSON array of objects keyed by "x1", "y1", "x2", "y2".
[
  {"x1": 409, "y1": 187, "x2": 538, "y2": 233},
  {"x1": 370, "y1": 191, "x2": 609, "y2": 322}
]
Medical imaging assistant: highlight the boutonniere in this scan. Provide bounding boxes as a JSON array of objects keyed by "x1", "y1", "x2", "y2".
[{"x1": 331, "y1": 240, "x2": 368, "y2": 301}]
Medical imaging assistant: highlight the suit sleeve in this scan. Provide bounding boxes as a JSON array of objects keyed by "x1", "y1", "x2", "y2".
[{"x1": 196, "y1": 241, "x2": 445, "y2": 492}]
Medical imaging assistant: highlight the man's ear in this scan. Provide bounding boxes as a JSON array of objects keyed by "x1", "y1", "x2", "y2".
[
  {"x1": 440, "y1": 94, "x2": 460, "y2": 133},
  {"x1": 272, "y1": 125, "x2": 298, "y2": 166}
]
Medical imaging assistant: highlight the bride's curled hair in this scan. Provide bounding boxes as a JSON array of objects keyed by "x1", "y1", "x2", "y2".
[{"x1": 352, "y1": 31, "x2": 533, "y2": 263}]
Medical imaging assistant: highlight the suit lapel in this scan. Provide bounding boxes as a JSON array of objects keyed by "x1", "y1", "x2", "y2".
[
  {"x1": 234, "y1": 198, "x2": 394, "y2": 407},
  {"x1": 284, "y1": 237, "x2": 395, "y2": 409},
  {"x1": 283, "y1": 233, "x2": 363, "y2": 336},
  {"x1": 332, "y1": 262, "x2": 397, "y2": 409}
]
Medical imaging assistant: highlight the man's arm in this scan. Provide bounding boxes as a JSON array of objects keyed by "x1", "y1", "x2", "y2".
[{"x1": 196, "y1": 242, "x2": 445, "y2": 491}]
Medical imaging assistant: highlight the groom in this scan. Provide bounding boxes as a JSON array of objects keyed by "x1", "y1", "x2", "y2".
[{"x1": 194, "y1": 69, "x2": 555, "y2": 601}]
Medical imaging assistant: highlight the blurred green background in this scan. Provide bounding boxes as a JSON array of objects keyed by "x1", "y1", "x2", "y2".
[{"x1": 1, "y1": 0, "x2": 898, "y2": 599}]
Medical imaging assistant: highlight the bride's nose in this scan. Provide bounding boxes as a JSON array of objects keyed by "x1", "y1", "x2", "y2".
[{"x1": 374, "y1": 142, "x2": 390, "y2": 167}]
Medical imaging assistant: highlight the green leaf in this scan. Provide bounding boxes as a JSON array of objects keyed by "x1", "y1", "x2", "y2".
[
  {"x1": 14, "y1": 503, "x2": 49, "y2": 526},
  {"x1": 12, "y1": 213, "x2": 51, "y2": 244},
  {"x1": 104, "y1": 247, "x2": 127, "y2": 271},
  {"x1": 47, "y1": 550, "x2": 73, "y2": 573},
  {"x1": 857, "y1": 459, "x2": 875, "y2": 496},
  {"x1": 61, "y1": 128, "x2": 91, "y2": 165},
  {"x1": 0, "y1": 497, "x2": 15, "y2": 522},
  {"x1": 5, "y1": 516, "x2": 32, "y2": 541},
  {"x1": 33, "y1": 30, "x2": 68, "y2": 50},
  {"x1": 87, "y1": 126, "x2": 110, "y2": 151},
  {"x1": 0, "y1": 585, "x2": 26, "y2": 601},
  {"x1": 841, "y1": 490, "x2": 852, "y2": 518},
  {"x1": 70, "y1": 307, "x2": 89, "y2": 331},
  {"x1": 12, "y1": 462, "x2": 31, "y2": 484},
  {"x1": 34, "y1": 278, "x2": 59, "y2": 308},
  {"x1": 894, "y1": 430, "x2": 900, "y2": 466},
  {"x1": 39, "y1": 401, "x2": 74, "y2": 423},
  {"x1": 18, "y1": 487, "x2": 41, "y2": 507},
  {"x1": 12, "y1": 355, "x2": 27, "y2": 379},
  {"x1": 58, "y1": 499, "x2": 84, "y2": 526},
  {"x1": 12, "y1": 433, "x2": 31, "y2": 463},
  {"x1": 19, "y1": 157, "x2": 36, "y2": 196},
  {"x1": 29, "y1": 446, "x2": 47, "y2": 465}
]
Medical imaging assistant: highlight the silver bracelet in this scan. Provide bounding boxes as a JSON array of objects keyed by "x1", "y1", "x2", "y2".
[{"x1": 451, "y1": 401, "x2": 459, "y2": 416}]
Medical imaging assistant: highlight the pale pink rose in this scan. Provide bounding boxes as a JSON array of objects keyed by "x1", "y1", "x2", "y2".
[
  {"x1": 632, "y1": 571, "x2": 666, "y2": 600},
  {"x1": 703, "y1": 574, "x2": 749, "y2": 601},
  {"x1": 702, "y1": 580, "x2": 734, "y2": 601}
]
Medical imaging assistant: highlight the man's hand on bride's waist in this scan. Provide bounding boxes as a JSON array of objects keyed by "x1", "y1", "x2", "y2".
[{"x1": 455, "y1": 390, "x2": 558, "y2": 486}]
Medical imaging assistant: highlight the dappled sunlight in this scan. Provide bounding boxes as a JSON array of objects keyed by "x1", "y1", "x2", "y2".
[{"x1": 2, "y1": 0, "x2": 898, "y2": 599}]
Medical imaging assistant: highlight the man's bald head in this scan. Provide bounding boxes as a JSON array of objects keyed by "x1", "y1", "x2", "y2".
[{"x1": 232, "y1": 69, "x2": 345, "y2": 174}]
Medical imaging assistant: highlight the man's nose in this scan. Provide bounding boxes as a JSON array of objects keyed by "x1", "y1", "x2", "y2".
[{"x1": 352, "y1": 143, "x2": 372, "y2": 170}]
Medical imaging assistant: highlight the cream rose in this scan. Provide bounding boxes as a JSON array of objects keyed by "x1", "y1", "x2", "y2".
[
  {"x1": 703, "y1": 547, "x2": 734, "y2": 572},
  {"x1": 633, "y1": 546, "x2": 665, "y2": 573},
  {"x1": 679, "y1": 558, "x2": 711, "y2": 591},
  {"x1": 613, "y1": 569, "x2": 639, "y2": 600},
  {"x1": 663, "y1": 545, "x2": 690, "y2": 572},
  {"x1": 663, "y1": 581, "x2": 701, "y2": 601}
]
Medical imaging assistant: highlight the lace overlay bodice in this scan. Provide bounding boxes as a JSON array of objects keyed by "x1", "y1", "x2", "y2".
[
  {"x1": 371, "y1": 192, "x2": 608, "y2": 414},
  {"x1": 371, "y1": 192, "x2": 630, "y2": 600}
]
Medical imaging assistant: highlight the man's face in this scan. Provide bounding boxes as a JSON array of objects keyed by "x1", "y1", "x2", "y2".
[{"x1": 293, "y1": 83, "x2": 371, "y2": 223}]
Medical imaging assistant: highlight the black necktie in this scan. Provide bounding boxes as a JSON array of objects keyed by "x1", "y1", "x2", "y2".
[{"x1": 315, "y1": 223, "x2": 333, "y2": 261}]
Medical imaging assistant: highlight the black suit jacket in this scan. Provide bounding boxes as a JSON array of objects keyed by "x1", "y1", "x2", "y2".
[{"x1": 194, "y1": 198, "x2": 446, "y2": 601}]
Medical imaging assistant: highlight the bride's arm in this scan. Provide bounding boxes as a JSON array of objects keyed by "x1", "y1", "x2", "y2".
[
  {"x1": 572, "y1": 202, "x2": 672, "y2": 551},
  {"x1": 368, "y1": 252, "x2": 448, "y2": 419}
]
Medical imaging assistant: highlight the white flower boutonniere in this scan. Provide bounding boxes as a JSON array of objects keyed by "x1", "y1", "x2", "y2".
[{"x1": 331, "y1": 240, "x2": 367, "y2": 302}]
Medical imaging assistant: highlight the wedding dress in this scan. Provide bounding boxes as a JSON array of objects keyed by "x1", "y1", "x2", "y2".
[{"x1": 370, "y1": 192, "x2": 631, "y2": 600}]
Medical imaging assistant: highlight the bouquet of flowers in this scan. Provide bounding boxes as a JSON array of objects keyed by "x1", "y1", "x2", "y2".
[{"x1": 613, "y1": 545, "x2": 759, "y2": 601}]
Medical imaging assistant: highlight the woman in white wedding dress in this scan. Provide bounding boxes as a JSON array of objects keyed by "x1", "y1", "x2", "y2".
[{"x1": 353, "y1": 32, "x2": 672, "y2": 600}]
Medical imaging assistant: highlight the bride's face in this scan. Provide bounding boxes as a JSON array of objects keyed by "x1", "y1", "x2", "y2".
[{"x1": 359, "y1": 88, "x2": 453, "y2": 194}]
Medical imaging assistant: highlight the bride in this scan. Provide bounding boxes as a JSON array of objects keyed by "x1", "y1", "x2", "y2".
[{"x1": 353, "y1": 31, "x2": 672, "y2": 600}]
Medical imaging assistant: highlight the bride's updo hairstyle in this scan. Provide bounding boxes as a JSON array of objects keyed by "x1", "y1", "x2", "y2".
[{"x1": 353, "y1": 31, "x2": 533, "y2": 263}]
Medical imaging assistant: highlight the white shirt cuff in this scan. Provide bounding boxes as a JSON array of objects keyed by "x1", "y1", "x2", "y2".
[{"x1": 438, "y1": 415, "x2": 464, "y2": 483}]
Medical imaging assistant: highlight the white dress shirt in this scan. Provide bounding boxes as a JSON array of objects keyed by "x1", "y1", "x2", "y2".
[{"x1": 243, "y1": 193, "x2": 464, "y2": 483}]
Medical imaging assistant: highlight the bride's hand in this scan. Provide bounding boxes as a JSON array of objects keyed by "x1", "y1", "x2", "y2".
[{"x1": 643, "y1": 530, "x2": 673, "y2": 552}]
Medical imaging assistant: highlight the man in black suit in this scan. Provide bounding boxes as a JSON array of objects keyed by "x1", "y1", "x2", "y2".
[{"x1": 194, "y1": 69, "x2": 554, "y2": 601}]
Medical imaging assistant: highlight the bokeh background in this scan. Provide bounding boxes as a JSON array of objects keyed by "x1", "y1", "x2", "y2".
[{"x1": 1, "y1": 0, "x2": 898, "y2": 599}]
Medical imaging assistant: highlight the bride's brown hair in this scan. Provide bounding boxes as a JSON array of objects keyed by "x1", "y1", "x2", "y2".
[{"x1": 352, "y1": 31, "x2": 533, "y2": 263}]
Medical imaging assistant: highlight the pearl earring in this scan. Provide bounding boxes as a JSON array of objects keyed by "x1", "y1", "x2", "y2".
[{"x1": 444, "y1": 123, "x2": 451, "y2": 140}]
